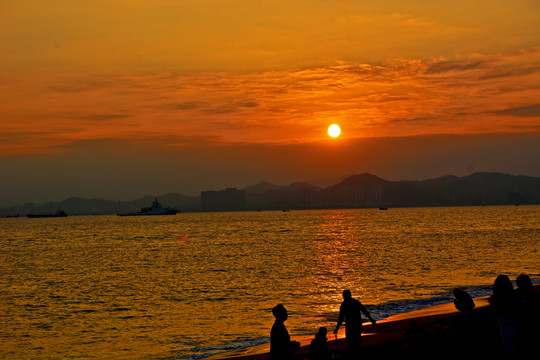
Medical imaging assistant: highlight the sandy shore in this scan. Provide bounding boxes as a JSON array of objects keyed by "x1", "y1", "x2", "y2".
[{"x1": 205, "y1": 284, "x2": 539, "y2": 359}]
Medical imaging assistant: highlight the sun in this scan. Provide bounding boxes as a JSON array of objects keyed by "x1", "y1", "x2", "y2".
[{"x1": 327, "y1": 124, "x2": 341, "y2": 137}]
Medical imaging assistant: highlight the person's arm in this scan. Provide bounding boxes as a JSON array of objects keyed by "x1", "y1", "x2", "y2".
[{"x1": 360, "y1": 304, "x2": 376, "y2": 325}]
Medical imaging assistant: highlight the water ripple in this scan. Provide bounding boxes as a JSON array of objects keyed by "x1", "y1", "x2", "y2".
[{"x1": 0, "y1": 207, "x2": 539, "y2": 359}]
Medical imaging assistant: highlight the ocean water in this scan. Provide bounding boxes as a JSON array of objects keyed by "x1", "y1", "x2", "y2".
[{"x1": 1, "y1": 206, "x2": 539, "y2": 359}]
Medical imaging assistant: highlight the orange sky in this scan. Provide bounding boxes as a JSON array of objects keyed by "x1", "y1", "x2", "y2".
[{"x1": 1, "y1": 0, "x2": 539, "y2": 205}]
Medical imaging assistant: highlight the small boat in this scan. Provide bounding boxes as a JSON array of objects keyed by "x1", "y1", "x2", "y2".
[
  {"x1": 27, "y1": 210, "x2": 68, "y2": 218},
  {"x1": 117, "y1": 199, "x2": 178, "y2": 216}
]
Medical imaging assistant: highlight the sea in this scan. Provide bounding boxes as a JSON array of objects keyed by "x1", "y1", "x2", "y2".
[{"x1": 1, "y1": 206, "x2": 539, "y2": 359}]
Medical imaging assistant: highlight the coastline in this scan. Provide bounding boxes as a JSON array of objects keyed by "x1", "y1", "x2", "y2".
[{"x1": 205, "y1": 284, "x2": 539, "y2": 359}]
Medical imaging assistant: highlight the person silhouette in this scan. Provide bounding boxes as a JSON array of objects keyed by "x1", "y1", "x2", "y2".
[
  {"x1": 333, "y1": 290, "x2": 376, "y2": 359},
  {"x1": 490, "y1": 275, "x2": 519, "y2": 352},
  {"x1": 270, "y1": 304, "x2": 300, "y2": 360},
  {"x1": 515, "y1": 274, "x2": 538, "y2": 353},
  {"x1": 309, "y1": 327, "x2": 333, "y2": 360},
  {"x1": 516, "y1": 274, "x2": 534, "y2": 306},
  {"x1": 450, "y1": 288, "x2": 481, "y2": 353},
  {"x1": 453, "y1": 288, "x2": 475, "y2": 313}
]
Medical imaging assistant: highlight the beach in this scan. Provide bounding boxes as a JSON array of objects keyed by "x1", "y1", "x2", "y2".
[{"x1": 206, "y1": 284, "x2": 539, "y2": 359}]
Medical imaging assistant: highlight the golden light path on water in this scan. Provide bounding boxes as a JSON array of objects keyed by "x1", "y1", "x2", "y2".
[{"x1": 1, "y1": 206, "x2": 539, "y2": 359}]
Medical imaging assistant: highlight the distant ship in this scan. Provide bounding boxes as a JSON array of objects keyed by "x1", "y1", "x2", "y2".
[
  {"x1": 117, "y1": 199, "x2": 178, "y2": 216},
  {"x1": 27, "y1": 210, "x2": 68, "y2": 218}
]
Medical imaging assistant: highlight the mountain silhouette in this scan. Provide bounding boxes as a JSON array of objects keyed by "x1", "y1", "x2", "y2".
[
  {"x1": 334, "y1": 173, "x2": 388, "y2": 187},
  {"x1": 1, "y1": 172, "x2": 539, "y2": 216},
  {"x1": 245, "y1": 172, "x2": 540, "y2": 210},
  {"x1": 1, "y1": 193, "x2": 200, "y2": 217},
  {"x1": 242, "y1": 181, "x2": 282, "y2": 194}
]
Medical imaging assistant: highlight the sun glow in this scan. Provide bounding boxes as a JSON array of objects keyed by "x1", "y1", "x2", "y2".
[{"x1": 328, "y1": 124, "x2": 341, "y2": 138}]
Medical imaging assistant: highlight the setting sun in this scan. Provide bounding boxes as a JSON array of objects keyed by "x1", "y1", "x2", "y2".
[{"x1": 328, "y1": 124, "x2": 341, "y2": 138}]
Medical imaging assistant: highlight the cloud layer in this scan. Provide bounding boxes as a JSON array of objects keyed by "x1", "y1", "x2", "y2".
[{"x1": 1, "y1": 48, "x2": 539, "y2": 156}]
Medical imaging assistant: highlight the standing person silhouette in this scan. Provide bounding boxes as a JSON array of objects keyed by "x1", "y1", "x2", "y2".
[
  {"x1": 490, "y1": 275, "x2": 519, "y2": 353},
  {"x1": 333, "y1": 290, "x2": 376, "y2": 359},
  {"x1": 515, "y1": 274, "x2": 537, "y2": 353},
  {"x1": 270, "y1": 304, "x2": 300, "y2": 360}
]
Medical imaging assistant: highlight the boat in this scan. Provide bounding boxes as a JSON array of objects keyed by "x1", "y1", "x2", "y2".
[
  {"x1": 117, "y1": 199, "x2": 178, "y2": 216},
  {"x1": 27, "y1": 210, "x2": 68, "y2": 218}
]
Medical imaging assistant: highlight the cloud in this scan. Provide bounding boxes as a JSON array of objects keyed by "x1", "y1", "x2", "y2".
[
  {"x1": 48, "y1": 80, "x2": 114, "y2": 93},
  {"x1": 240, "y1": 101, "x2": 258, "y2": 108},
  {"x1": 53, "y1": 135, "x2": 227, "y2": 153},
  {"x1": 489, "y1": 103, "x2": 540, "y2": 117},
  {"x1": 161, "y1": 101, "x2": 210, "y2": 110},
  {"x1": 479, "y1": 66, "x2": 540, "y2": 80},
  {"x1": 1, "y1": 47, "x2": 539, "y2": 156},
  {"x1": 70, "y1": 113, "x2": 131, "y2": 121},
  {"x1": 426, "y1": 60, "x2": 486, "y2": 74}
]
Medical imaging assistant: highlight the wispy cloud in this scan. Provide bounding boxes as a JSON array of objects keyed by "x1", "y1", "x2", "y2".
[
  {"x1": 489, "y1": 103, "x2": 540, "y2": 117},
  {"x1": 1, "y1": 47, "x2": 539, "y2": 155},
  {"x1": 69, "y1": 113, "x2": 131, "y2": 121},
  {"x1": 426, "y1": 60, "x2": 486, "y2": 74}
]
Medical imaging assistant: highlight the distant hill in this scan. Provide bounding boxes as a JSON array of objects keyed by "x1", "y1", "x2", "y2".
[
  {"x1": 242, "y1": 181, "x2": 282, "y2": 194},
  {"x1": 318, "y1": 173, "x2": 432, "y2": 208},
  {"x1": 242, "y1": 181, "x2": 320, "y2": 194},
  {"x1": 282, "y1": 182, "x2": 320, "y2": 192},
  {"x1": 1, "y1": 172, "x2": 539, "y2": 216},
  {"x1": 304, "y1": 174, "x2": 354, "y2": 188},
  {"x1": 402, "y1": 172, "x2": 540, "y2": 206},
  {"x1": 244, "y1": 172, "x2": 540, "y2": 210},
  {"x1": 0, "y1": 193, "x2": 200, "y2": 217}
]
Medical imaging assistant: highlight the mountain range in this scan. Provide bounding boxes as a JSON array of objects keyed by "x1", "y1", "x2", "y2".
[
  {"x1": 1, "y1": 172, "x2": 539, "y2": 216},
  {"x1": 243, "y1": 172, "x2": 540, "y2": 210}
]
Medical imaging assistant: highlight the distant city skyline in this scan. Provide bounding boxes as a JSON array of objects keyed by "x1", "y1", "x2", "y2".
[
  {"x1": 2, "y1": 171, "x2": 539, "y2": 217},
  {"x1": 1, "y1": 1, "x2": 539, "y2": 207}
]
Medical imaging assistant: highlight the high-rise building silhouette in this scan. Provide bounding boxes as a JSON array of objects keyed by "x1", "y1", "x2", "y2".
[{"x1": 201, "y1": 188, "x2": 246, "y2": 211}]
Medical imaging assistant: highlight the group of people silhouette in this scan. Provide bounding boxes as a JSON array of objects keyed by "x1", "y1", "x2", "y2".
[
  {"x1": 270, "y1": 290, "x2": 375, "y2": 360},
  {"x1": 490, "y1": 274, "x2": 537, "y2": 354},
  {"x1": 270, "y1": 274, "x2": 538, "y2": 359}
]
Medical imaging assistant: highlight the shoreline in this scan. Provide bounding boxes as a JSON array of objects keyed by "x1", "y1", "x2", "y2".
[
  {"x1": 205, "y1": 284, "x2": 539, "y2": 359},
  {"x1": 3, "y1": 203, "x2": 540, "y2": 219}
]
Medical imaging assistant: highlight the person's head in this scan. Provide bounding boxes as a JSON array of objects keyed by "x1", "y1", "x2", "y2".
[
  {"x1": 453, "y1": 288, "x2": 475, "y2": 312},
  {"x1": 493, "y1": 275, "x2": 514, "y2": 300},
  {"x1": 272, "y1": 304, "x2": 288, "y2": 322},
  {"x1": 453, "y1": 288, "x2": 472, "y2": 300},
  {"x1": 342, "y1": 289, "x2": 352, "y2": 300},
  {"x1": 516, "y1": 274, "x2": 533, "y2": 297},
  {"x1": 316, "y1": 326, "x2": 327, "y2": 340}
]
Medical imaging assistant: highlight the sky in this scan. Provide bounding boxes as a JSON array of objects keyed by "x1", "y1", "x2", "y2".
[{"x1": 1, "y1": 0, "x2": 540, "y2": 206}]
